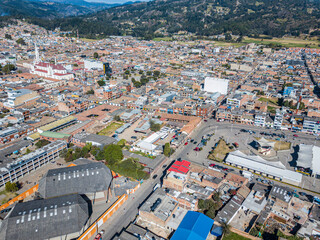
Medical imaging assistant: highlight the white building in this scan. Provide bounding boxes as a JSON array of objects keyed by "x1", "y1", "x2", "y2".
[
  {"x1": 30, "y1": 45, "x2": 73, "y2": 80},
  {"x1": 203, "y1": 77, "x2": 229, "y2": 94},
  {"x1": 254, "y1": 113, "x2": 266, "y2": 127},
  {"x1": 274, "y1": 109, "x2": 284, "y2": 129},
  {"x1": 84, "y1": 59, "x2": 104, "y2": 70}
]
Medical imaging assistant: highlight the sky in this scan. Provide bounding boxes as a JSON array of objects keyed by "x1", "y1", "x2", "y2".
[{"x1": 85, "y1": 0, "x2": 150, "y2": 3}]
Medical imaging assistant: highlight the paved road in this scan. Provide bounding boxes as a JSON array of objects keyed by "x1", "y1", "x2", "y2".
[{"x1": 97, "y1": 160, "x2": 171, "y2": 240}]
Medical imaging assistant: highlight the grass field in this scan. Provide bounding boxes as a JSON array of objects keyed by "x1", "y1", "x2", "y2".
[
  {"x1": 274, "y1": 140, "x2": 291, "y2": 151},
  {"x1": 258, "y1": 97, "x2": 279, "y2": 106},
  {"x1": 213, "y1": 41, "x2": 246, "y2": 48},
  {"x1": 223, "y1": 232, "x2": 250, "y2": 240},
  {"x1": 243, "y1": 36, "x2": 320, "y2": 48},
  {"x1": 208, "y1": 139, "x2": 232, "y2": 162},
  {"x1": 98, "y1": 122, "x2": 123, "y2": 136},
  {"x1": 153, "y1": 37, "x2": 173, "y2": 41}
]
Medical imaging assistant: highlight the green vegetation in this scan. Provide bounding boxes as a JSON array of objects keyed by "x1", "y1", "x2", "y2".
[
  {"x1": 243, "y1": 37, "x2": 320, "y2": 49},
  {"x1": 35, "y1": 139, "x2": 50, "y2": 148},
  {"x1": 111, "y1": 157, "x2": 149, "y2": 180},
  {"x1": 86, "y1": 89, "x2": 94, "y2": 95},
  {"x1": 131, "y1": 150, "x2": 156, "y2": 159},
  {"x1": 117, "y1": 139, "x2": 126, "y2": 148},
  {"x1": 198, "y1": 192, "x2": 222, "y2": 219},
  {"x1": 97, "y1": 79, "x2": 106, "y2": 86},
  {"x1": 60, "y1": 143, "x2": 96, "y2": 162},
  {"x1": 208, "y1": 139, "x2": 232, "y2": 162},
  {"x1": 277, "y1": 231, "x2": 304, "y2": 240},
  {"x1": 113, "y1": 115, "x2": 121, "y2": 121},
  {"x1": 5, "y1": 182, "x2": 18, "y2": 193},
  {"x1": 93, "y1": 52, "x2": 99, "y2": 59},
  {"x1": 5, "y1": 34, "x2": 12, "y2": 40},
  {"x1": 223, "y1": 232, "x2": 250, "y2": 240},
  {"x1": 258, "y1": 97, "x2": 279, "y2": 106},
  {"x1": 98, "y1": 122, "x2": 123, "y2": 136},
  {"x1": 1, "y1": 64, "x2": 16, "y2": 75},
  {"x1": 150, "y1": 120, "x2": 161, "y2": 132},
  {"x1": 267, "y1": 106, "x2": 276, "y2": 114},
  {"x1": 163, "y1": 142, "x2": 171, "y2": 157},
  {"x1": 16, "y1": 38, "x2": 26, "y2": 45}
]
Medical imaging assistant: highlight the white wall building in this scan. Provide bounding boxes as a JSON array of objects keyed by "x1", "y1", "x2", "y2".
[
  {"x1": 203, "y1": 77, "x2": 229, "y2": 94},
  {"x1": 84, "y1": 59, "x2": 104, "y2": 70}
]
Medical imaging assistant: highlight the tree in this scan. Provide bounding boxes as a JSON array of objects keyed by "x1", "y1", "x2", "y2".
[
  {"x1": 26, "y1": 148, "x2": 31, "y2": 154},
  {"x1": 221, "y1": 222, "x2": 231, "y2": 235},
  {"x1": 35, "y1": 139, "x2": 50, "y2": 148},
  {"x1": 97, "y1": 79, "x2": 106, "y2": 86},
  {"x1": 103, "y1": 144, "x2": 123, "y2": 165},
  {"x1": 5, "y1": 34, "x2": 12, "y2": 40},
  {"x1": 150, "y1": 120, "x2": 161, "y2": 132},
  {"x1": 93, "y1": 52, "x2": 99, "y2": 58},
  {"x1": 117, "y1": 139, "x2": 126, "y2": 148},
  {"x1": 2, "y1": 64, "x2": 16, "y2": 75},
  {"x1": 16, "y1": 38, "x2": 26, "y2": 45},
  {"x1": 114, "y1": 115, "x2": 121, "y2": 121},
  {"x1": 5, "y1": 182, "x2": 18, "y2": 193},
  {"x1": 163, "y1": 143, "x2": 171, "y2": 156},
  {"x1": 86, "y1": 89, "x2": 94, "y2": 95}
]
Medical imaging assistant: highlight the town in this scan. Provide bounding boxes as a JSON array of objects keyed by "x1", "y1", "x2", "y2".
[{"x1": 0, "y1": 20, "x2": 319, "y2": 240}]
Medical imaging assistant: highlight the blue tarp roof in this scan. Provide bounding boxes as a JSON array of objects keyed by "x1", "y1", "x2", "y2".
[{"x1": 171, "y1": 211, "x2": 214, "y2": 240}]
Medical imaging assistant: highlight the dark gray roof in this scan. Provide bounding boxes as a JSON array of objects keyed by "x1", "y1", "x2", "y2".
[
  {"x1": 73, "y1": 132, "x2": 117, "y2": 146},
  {"x1": 0, "y1": 194, "x2": 89, "y2": 240},
  {"x1": 38, "y1": 162, "x2": 113, "y2": 199}
]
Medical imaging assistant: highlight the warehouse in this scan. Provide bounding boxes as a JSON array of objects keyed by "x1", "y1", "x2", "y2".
[
  {"x1": 297, "y1": 144, "x2": 320, "y2": 177},
  {"x1": 225, "y1": 150, "x2": 302, "y2": 186}
]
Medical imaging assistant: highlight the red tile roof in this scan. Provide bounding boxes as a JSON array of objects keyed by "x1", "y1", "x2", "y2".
[{"x1": 168, "y1": 160, "x2": 190, "y2": 174}]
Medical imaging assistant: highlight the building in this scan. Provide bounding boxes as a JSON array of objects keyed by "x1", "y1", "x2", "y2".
[
  {"x1": 171, "y1": 211, "x2": 214, "y2": 240},
  {"x1": 203, "y1": 77, "x2": 229, "y2": 94},
  {"x1": 225, "y1": 150, "x2": 302, "y2": 186},
  {"x1": 254, "y1": 112, "x2": 266, "y2": 127},
  {"x1": 0, "y1": 140, "x2": 67, "y2": 188},
  {"x1": 297, "y1": 144, "x2": 320, "y2": 177},
  {"x1": 71, "y1": 132, "x2": 116, "y2": 148},
  {"x1": 4, "y1": 89, "x2": 40, "y2": 109},
  {"x1": 0, "y1": 194, "x2": 90, "y2": 240},
  {"x1": 40, "y1": 131, "x2": 71, "y2": 142},
  {"x1": 84, "y1": 59, "x2": 104, "y2": 70},
  {"x1": 38, "y1": 162, "x2": 113, "y2": 202},
  {"x1": 31, "y1": 62, "x2": 74, "y2": 80},
  {"x1": 215, "y1": 194, "x2": 245, "y2": 224},
  {"x1": 302, "y1": 117, "x2": 320, "y2": 134},
  {"x1": 0, "y1": 125, "x2": 35, "y2": 144},
  {"x1": 274, "y1": 109, "x2": 284, "y2": 129}
]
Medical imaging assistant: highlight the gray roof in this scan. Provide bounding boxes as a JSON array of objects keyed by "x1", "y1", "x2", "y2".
[
  {"x1": 0, "y1": 194, "x2": 89, "y2": 240},
  {"x1": 38, "y1": 162, "x2": 113, "y2": 199},
  {"x1": 73, "y1": 132, "x2": 117, "y2": 146}
]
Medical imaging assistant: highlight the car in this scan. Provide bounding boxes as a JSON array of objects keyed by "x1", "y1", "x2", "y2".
[
  {"x1": 190, "y1": 139, "x2": 194, "y2": 142},
  {"x1": 194, "y1": 147, "x2": 200, "y2": 151},
  {"x1": 209, "y1": 163, "x2": 216, "y2": 167},
  {"x1": 193, "y1": 141, "x2": 197, "y2": 144},
  {"x1": 94, "y1": 233, "x2": 102, "y2": 240},
  {"x1": 131, "y1": 136, "x2": 137, "y2": 139},
  {"x1": 177, "y1": 157, "x2": 182, "y2": 161},
  {"x1": 204, "y1": 119, "x2": 208, "y2": 122},
  {"x1": 162, "y1": 164, "x2": 167, "y2": 168},
  {"x1": 222, "y1": 168, "x2": 228, "y2": 171},
  {"x1": 184, "y1": 142, "x2": 188, "y2": 145},
  {"x1": 293, "y1": 134, "x2": 299, "y2": 137},
  {"x1": 152, "y1": 174, "x2": 158, "y2": 179},
  {"x1": 173, "y1": 135, "x2": 176, "y2": 138}
]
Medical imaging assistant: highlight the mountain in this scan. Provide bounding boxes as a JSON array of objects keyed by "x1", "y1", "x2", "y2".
[
  {"x1": 0, "y1": 0, "x2": 118, "y2": 18},
  {"x1": 8, "y1": 0, "x2": 320, "y2": 38}
]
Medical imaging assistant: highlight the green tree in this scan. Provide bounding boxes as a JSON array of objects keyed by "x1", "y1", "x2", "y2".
[
  {"x1": 5, "y1": 182, "x2": 18, "y2": 193},
  {"x1": 150, "y1": 120, "x2": 161, "y2": 132},
  {"x1": 97, "y1": 80, "x2": 106, "y2": 86},
  {"x1": 16, "y1": 38, "x2": 26, "y2": 45},
  {"x1": 114, "y1": 115, "x2": 121, "y2": 121},
  {"x1": 93, "y1": 52, "x2": 99, "y2": 58},
  {"x1": 2, "y1": 64, "x2": 16, "y2": 74},
  {"x1": 26, "y1": 148, "x2": 31, "y2": 154},
  {"x1": 86, "y1": 89, "x2": 94, "y2": 95},
  {"x1": 163, "y1": 143, "x2": 171, "y2": 157},
  {"x1": 5, "y1": 34, "x2": 12, "y2": 40},
  {"x1": 103, "y1": 144, "x2": 123, "y2": 165},
  {"x1": 221, "y1": 222, "x2": 231, "y2": 235},
  {"x1": 35, "y1": 139, "x2": 50, "y2": 148},
  {"x1": 117, "y1": 139, "x2": 126, "y2": 148}
]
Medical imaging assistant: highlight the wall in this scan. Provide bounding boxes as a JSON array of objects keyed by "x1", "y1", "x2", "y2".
[{"x1": 77, "y1": 194, "x2": 128, "y2": 240}]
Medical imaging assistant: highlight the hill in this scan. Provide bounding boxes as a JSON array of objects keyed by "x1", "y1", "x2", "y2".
[
  {"x1": 0, "y1": 0, "x2": 117, "y2": 18},
  {"x1": 5, "y1": 0, "x2": 320, "y2": 38}
]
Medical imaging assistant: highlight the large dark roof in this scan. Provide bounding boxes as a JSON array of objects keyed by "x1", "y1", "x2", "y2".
[
  {"x1": 38, "y1": 162, "x2": 113, "y2": 199},
  {"x1": 0, "y1": 194, "x2": 89, "y2": 240}
]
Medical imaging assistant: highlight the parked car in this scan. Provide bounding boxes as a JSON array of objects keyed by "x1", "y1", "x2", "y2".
[
  {"x1": 184, "y1": 142, "x2": 188, "y2": 145},
  {"x1": 94, "y1": 233, "x2": 102, "y2": 240},
  {"x1": 293, "y1": 134, "x2": 299, "y2": 137},
  {"x1": 209, "y1": 163, "x2": 215, "y2": 167}
]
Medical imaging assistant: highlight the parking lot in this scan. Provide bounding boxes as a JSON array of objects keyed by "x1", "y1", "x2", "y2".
[{"x1": 174, "y1": 119, "x2": 320, "y2": 195}]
